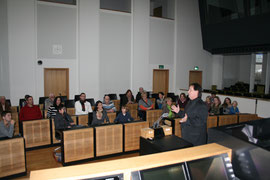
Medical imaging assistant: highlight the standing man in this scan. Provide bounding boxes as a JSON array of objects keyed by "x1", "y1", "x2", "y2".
[
  {"x1": 172, "y1": 83, "x2": 208, "y2": 146},
  {"x1": 0, "y1": 111, "x2": 15, "y2": 138},
  {"x1": 75, "y1": 93, "x2": 93, "y2": 115}
]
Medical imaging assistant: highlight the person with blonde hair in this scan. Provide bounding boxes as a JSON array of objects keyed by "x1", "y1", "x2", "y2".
[
  {"x1": 230, "y1": 101, "x2": 240, "y2": 114},
  {"x1": 138, "y1": 91, "x2": 154, "y2": 120},
  {"x1": 162, "y1": 97, "x2": 174, "y2": 119}
]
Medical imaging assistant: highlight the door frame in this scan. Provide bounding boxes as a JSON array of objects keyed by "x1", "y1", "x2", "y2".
[
  {"x1": 152, "y1": 69, "x2": 169, "y2": 95},
  {"x1": 44, "y1": 68, "x2": 69, "y2": 99}
]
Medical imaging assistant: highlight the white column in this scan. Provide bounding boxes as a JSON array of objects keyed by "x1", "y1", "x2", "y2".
[
  {"x1": 249, "y1": 53, "x2": 256, "y2": 93},
  {"x1": 78, "y1": 0, "x2": 100, "y2": 100},
  {"x1": 265, "y1": 52, "x2": 270, "y2": 94},
  {"x1": 212, "y1": 55, "x2": 224, "y2": 89}
]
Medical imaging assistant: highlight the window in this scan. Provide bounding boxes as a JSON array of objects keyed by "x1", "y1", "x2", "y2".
[
  {"x1": 150, "y1": 0, "x2": 175, "y2": 19},
  {"x1": 38, "y1": 0, "x2": 76, "y2": 5},
  {"x1": 255, "y1": 54, "x2": 263, "y2": 83},
  {"x1": 100, "y1": 0, "x2": 131, "y2": 13}
]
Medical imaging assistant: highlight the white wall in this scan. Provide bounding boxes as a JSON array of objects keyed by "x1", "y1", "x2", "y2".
[
  {"x1": 175, "y1": 0, "x2": 213, "y2": 90},
  {"x1": 0, "y1": 0, "x2": 10, "y2": 99},
  {"x1": 212, "y1": 55, "x2": 224, "y2": 89},
  {"x1": 223, "y1": 55, "x2": 240, "y2": 87},
  {"x1": 239, "y1": 55, "x2": 251, "y2": 84},
  {"x1": 132, "y1": 0, "x2": 150, "y2": 92},
  {"x1": 7, "y1": 0, "x2": 36, "y2": 105},
  {"x1": 99, "y1": 10, "x2": 131, "y2": 97}
]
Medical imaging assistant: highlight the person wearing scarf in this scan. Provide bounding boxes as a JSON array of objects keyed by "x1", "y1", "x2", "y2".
[{"x1": 75, "y1": 93, "x2": 93, "y2": 115}]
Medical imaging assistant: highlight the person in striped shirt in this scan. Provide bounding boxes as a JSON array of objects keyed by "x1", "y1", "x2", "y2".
[{"x1": 47, "y1": 96, "x2": 63, "y2": 118}]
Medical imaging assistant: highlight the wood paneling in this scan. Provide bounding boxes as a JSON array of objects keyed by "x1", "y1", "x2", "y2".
[
  {"x1": 146, "y1": 109, "x2": 162, "y2": 127},
  {"x1": 189, "y1": 70, "x2": 202, "y2": 86},
  {"x1": 11, "y1": 106, "x2": 18, "y2": 113},
  {"x1": 150, "y1": 98, "x2": 156, "y2": 109},
  {"x1": 218, "y1": 115, "x2": 238, "y2": 126},
  {"x1": 124, "y1": 121, "x2": 149, "y2": 152},
  {"x1": 77, "y1": 115, "x2": 88, "y2": 126},
  {"x1": 0, "y1": 137, "x2": 26, "y2": 178},
  {"x1": 153, "y1": 69, "x2": 169, "y2": 95},
  {"x1": 238, "y1": 114, "x2": 259, "y2": 123},
  {"x1": 44, "y1": 68, "x2": 69, "y2": 99},
  {"x1": 66, "y1": 107, "x2": 75, "y2": 116},
  {"x1": 207, "y1": 116, "x2": 218, "y2": 129},
  {"x1": 30, "y1": 143, "x2": 232, "y2": 180},
  {"x1": 23, "y1": 119, "x2": 51, "y2": 148},
  {"x1": 63, "y1": 128, "x2": 94, "y2": 163},
  {"x1": 95, "y1": 124, "x2": 123, "y2": 157},
  {"x1": 127, "y1": 103, "x2": 139, "y2": 120},
  {"x1": 107, "y1": 112, "x2": 116, "y2": 123},
  {"x1": 112, "y1": 100, "x2": 120, "y2": 111},
  {"x1": 174, "y1": 118, "x2": 182, "y2": 137},
  {"x1": 11, "y1": 112, "x2": 19, "y2": 136}
]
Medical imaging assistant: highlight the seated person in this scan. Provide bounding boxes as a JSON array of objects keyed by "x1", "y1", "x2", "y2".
[
  {"x1": 19, "y1": 96, "x2": 42, "y2": 121},
  {"x1": 47, "y1": 96, "x2": 62, "y2": 118},
  {"x1": 177, "y1": 93, "x2": 188, "y2": 109},
  {"x1": 136, "y1": 87, "x2": 144, "y2": 103},
  {"x1": 230, "y1": 101, "x2": 240, "y2": 114},
  {"x1": 205, "y1": 96, "x2": 211, "y2": 112},
  {"x1": 210, "y1": 92, "x2": 217, "y2": 105},
  {"x1": 0, "y1": 111, "x2": 14, "y2": 138},
  {"x1": 91, "y1": 101, "x2": 109, "y2": 126},
  {"x1": 120, "y1": 89, "x2": 135, "y2": 107},
  {"x1": 54, "y1": 105, "x2": 75, "y2": 130},
  {"x1": 75, "y1": 93, "x2": 93, "y2": 115},
  {"x1": 162, "y1": 97, "x2": 175, "y2": 119},
  {"x1": 44, "y1": 93, "x2": 55, "y2": 110},
  {"x1": 210, "y1": 96, "x2": 222, "y2": 115},
  {"x1": 156, "y1": 92, "x2": 165, "y2": 109},
  {"x1": 102, "y1": 95, "x2": 116, "y2": 113},
  {"x1": 222, "y1": 97, "x2": 232, "y2": 115},
  {"x1": 21, "y1": 94, "x2": 30, "y2": 108},
  {"x1": 0, "y1": 96, "x2": 11, "y2": 113},
  {"x1": 138, "y1": 91, "x2": 154, "y2": 120},
  {"x1": 114, "y1": 105, "x2": 134, "y2": 124}
]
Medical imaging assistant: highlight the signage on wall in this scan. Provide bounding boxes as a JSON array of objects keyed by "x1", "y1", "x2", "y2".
[{"x1": 159, "y1": 65, "x2": 164, "y2": 69}]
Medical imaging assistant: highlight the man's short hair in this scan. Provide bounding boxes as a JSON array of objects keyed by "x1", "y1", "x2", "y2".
[
  {"x1": 190, "y1": 83, "x2": 202, "y2": 98},
  {"x1": 58, "y1": 104, "x2": 65, "y2": 110},
  {"x1": 26, "y1": 96, "x2": 33, "y2": 101},
  {"x1": 80, "y1": 93, "x2": 86, "y2": 96},
  {"x1": 1, "y1": 111, "x2": 11, "y2": 118}
]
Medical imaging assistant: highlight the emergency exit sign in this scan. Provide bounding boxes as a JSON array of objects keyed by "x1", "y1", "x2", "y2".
[{"x1": 159, "y1": 65, "x2": 164, "y2": 69}]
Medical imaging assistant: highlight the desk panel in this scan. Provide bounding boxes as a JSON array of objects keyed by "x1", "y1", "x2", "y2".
[
  {"x1": 107, "y1": 112, "x2": 116, "y2": 123},
  {"x1": 23, "y1": 119, "x2": 51, "y2": 148},
  {"x1": 238, "y1": 114, "x2": 259, "y2": 123},
  {"x1": 146, "y1": 109, "x2": 162, "y2": 127},
  {"x1": 173, "y1": 118, "x2": 182, "y2": 137},
  {"x1": 124, "y1": 121, "x2": 149, "y2": 152},
  {"x1": 95, "y1": 124, "x2": 123, "y2": 157},
  {"x1": 218, "y1": 115, "x2": 238, "y2": 126},
  {"x1": 63, "y1": 128, "x2": 94, "y2": 163},
  {"x1": 207, "y1": 116, "x2": 218, "y2": 129},
  {"x1": 0, "y1": 137, "x2": 26, "y2": 178},
  {"x1": 77, "y1": 114, "x2": 89, "y2": 126}
]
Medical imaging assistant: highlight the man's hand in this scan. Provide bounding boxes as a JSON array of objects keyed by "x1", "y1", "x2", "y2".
[
  {"x1": 179, "y1": 113, "x2": 188, "y2": 123},
  {"x1": 172, "y1": 105, "x2": 180, "y2": 114},
  {"x1": 10, "y1": 120, "x2": 15, "y2": 125}
]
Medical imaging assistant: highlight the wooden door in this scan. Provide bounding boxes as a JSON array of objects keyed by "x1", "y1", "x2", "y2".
[
  {"x1": 189, "y1": 71, "x2": 202, "y2": 86},
  {"x1": 153, "y1": 69, "x2": 169, "y2": 95},
  {"x1": 44, "y1": 68, "x2": 69, "y2": 98}
]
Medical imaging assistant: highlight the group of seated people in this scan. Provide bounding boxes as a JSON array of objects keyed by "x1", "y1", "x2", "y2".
[{"x1": 205, "y1": 92, "x2": 240, "y2": 115}]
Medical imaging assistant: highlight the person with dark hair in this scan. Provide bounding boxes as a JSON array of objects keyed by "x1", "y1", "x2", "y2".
[
  {"x1": 210, "y1": 92, "x2": 216, "y2": 105},
  {"x1": 0, "y1": 111, "x2": 14, "y2": 138},
  {"x1": 0, "y1": 96, "x2": 11, "y2": 114},
  {"x1": 205, "y1": 96, "x2": 211, "y2": 112},
  {"x1": 172, "y1": 83, "x2": 208, "y2": 146},
  {"x1": 120, "y1": 89, "x2": 135, "y2": 107},
  {"x1": 19, "y1": 96, "x2": 42, "y2": 121},
  {"x1": 210, "y1": 96, "x2": 222, "y2": 115},
  {"x1": 75, "y1": 93, "x2": 93, "y2": 115},
  {"x1": 102, "y1": 95, "x2": 116, "y2": 113},
  {"x1": 136, "y1": 87, "x2": 144, "y2": 103},
  {"x1": 47, "y1": 96, "x2": 62, "y2": 118},
  {"x1": 222, "y1": 97, "x2": 232, "y2": 115},
  {"x1": 54, "y1": 104, "x2": 75, "y2": 130},
  {"x1": 138, "y1": 91, "x2": 154, "y2": 120},
  {"x1": 156, "y1": 92, "x2": 165, "y2": 109},
  {"x1": 91, "y1": 101, "x2": 109, "y2": 126},
  {"x1": 21, "y1": 94, "x2": 30, "y2": 107},
  {"x1": 114, "y1": 106, "x2": 134, "y2": 124},
  {"x1": 177, "y1": 93, "x2": 188, "y2": 109}
]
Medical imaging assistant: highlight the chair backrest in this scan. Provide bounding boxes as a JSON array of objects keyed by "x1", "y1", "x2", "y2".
[
  {"x1": 107, "y1": 112, "x2": 116, "y2": 123},
  {"x1": 108, "y1": 94, "x2": 117, "y2": 100},
  {"x1": 151, "y1": 93, "x2": 159, "y2": 100},
  {"x1": 5, "y1": 99, "x2": 11, "y2": 106},
  {"x1": 77, "y1": 114, "x2": 89, "y2": 126},
  {"x1": 74, "y1": 95, "x2": 80, "y2": 102},
  {"x1": 60, "y1": 96, "x2": 68, "y2": 102},
  {"x1": 112, "y1": 100, "x2": 120, "y2": 111},
  {"x1": 167, "y1": 92, "x2": 175, "y2": 98},
  {"x1": 39, "y1": 97, "x2": 48, "y2": 105},
  {"x1": 238, "y1": 114, "x2": 259, "y2": 123},
  {"x1": 19, "y1": 98, "x2": 25, "y2": 108},
  {"x1": 65, "y1": 100, "x2": 75, "y2": 108},
  {"x1": 126, "y1": 103, "x2": 138, "y2": 111},
  {"x1": 86, "y1": 98, "x2": 95, "y2": 106}
]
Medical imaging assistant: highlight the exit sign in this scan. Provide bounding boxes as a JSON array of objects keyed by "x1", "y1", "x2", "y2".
[{"x1": 159, "y1": 65, "x2": 164, "y2": 69}]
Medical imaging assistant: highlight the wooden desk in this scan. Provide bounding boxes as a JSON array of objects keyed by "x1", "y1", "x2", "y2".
[
  {"x1": 30, "y1": 143, "x2": 232, "y2": 180},
  {"x1": 218, "y1": 115, "x2": 238, "y2": 126},
  {"x1": 22, "y1": 119, "x2": 51, "y2": 148},
  {"x1": 124, "y1": 121, "x2": 149, "y2": 152},
  {"x1": 146, "y1": 109, "x2": 162, "y2": 127},
  {"x1": 77, "y1": 114, "x2": 89, "y2": 126},
  {"x1": 95, "y1": 124, "x2": 123, "y2": 157},
  {"x1": 238, "y1": 114, "x2": 259, "y2": 123},
  {"x1": 62, "y1": 127, "x2": 94, "y2": 165},
  {"x1": 207, "y1": 116, "x2": 218, "y2": 129},
  {"x1": 0, "y1": 137, "x2": 26, "y2": 178},
  {"x1": 107, "y1": 112, "x2": 116, "y2": 123}
]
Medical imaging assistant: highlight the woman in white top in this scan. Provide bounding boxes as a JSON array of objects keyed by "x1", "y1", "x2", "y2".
[{"x1": 75, "y1": 93, "x2": 93, "y2": 115}]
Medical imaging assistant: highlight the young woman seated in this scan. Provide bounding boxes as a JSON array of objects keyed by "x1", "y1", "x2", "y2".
[
  {"x1": 210, "y1": 96, "x2": 222, "y2": 115},
  {"x1": 162, "y1": 97, "x2": 175, "y2": 119},
  {"x1": 91, "y1": 101, "x2": 110, "y2": 126}
]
